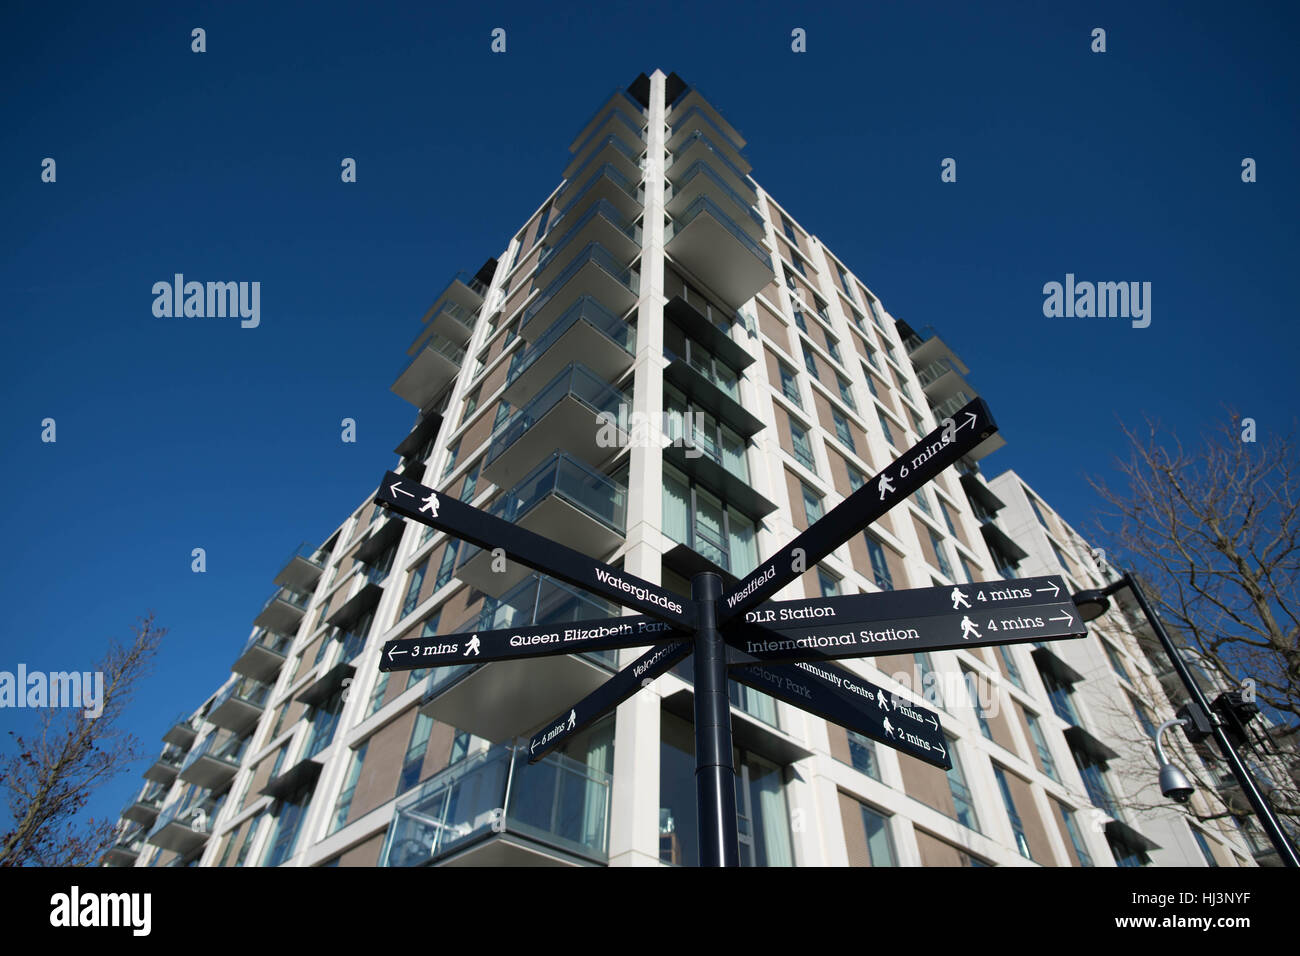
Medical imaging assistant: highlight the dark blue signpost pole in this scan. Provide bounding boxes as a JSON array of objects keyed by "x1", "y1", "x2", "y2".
[{"x1": 692, "y1": 571, "x2": 739, "y2": 867}]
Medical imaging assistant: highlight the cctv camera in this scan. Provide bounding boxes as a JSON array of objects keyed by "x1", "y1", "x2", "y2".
[{"x1": 1159, "y1": 763, "x2": 1195, "y2": 804}]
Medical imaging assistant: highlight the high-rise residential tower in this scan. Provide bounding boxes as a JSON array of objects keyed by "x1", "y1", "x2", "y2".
[{"x1": 104, "y1": 70, "x2": 1260, "y2": 869}]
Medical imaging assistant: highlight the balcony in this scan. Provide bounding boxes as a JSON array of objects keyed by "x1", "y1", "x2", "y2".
[
  {"x1": 422, "y1": 298, "x2": 477, "y2": 346},
  {"x1": 179, "y1": 731, "x2": 247, "y2": 790},
  {"x1": 564, "y1": 105, "x2": 644, "y2": 181},
  {"x1": 504, "y1": 296, "x2": 634, "y2": 405},
  {"x1": 429, "y1": 271, "x2": 489, "y2": 316},
  {"x1": 664, "y1": 294, "x2": 754, "y2": 368},
  {"x1": 232, "y1": 628, "x2": 292, "y2": 682},
  {"x1": 103, "y1": 828, "x2": 145, "y2": 866},
  {"x1": 143, "y1": 745, "x2": 185, "y2": 784},
  {"x1": 121, "y1": 789, "x2": 165, "y2": 827},
  {"x1": 325, "y1": 580, "x2": 384, "y2": 632},
  {"x1": 668, "y1": 130, "x2": 756, "y2": 204},
  {"x1": 665, "y1": 160, "x2": 764, "y2": 242},
  {"x1": 554, "y1": 162, "x2": 643, "y2": 228},
  {"x1": 562, "y1": 132, "x2": 643, "y2": 190},
  {"x1": 252, "y1": 586, "x2": 309, "y2": 637},
  {"x1": 147, "y1": 797, "x2": 216, "y2": 855},
  {"x1": 668, "y1": 89, "x2": 747, "y2": 154},
  {"x1": 668, "y1": 104, "x2": 749, "y2": 168},
  {"x1": 518, "y1": 243, "x2": 639, "y2": 342},
  {"x1": 666, "y1": 195, "x2": 773, "y2": 309},
  {"x1": 915, "y1": 358, "x2": 974, "y2": 406},
  {"x1": 381, "y1": 744, "x2": 611, "y2": 867},
  {"x1": 207, "y1": 676, "x2": 270, "y2": 732},
  {"x1": 457, "y1": 452, "x2": 627, "y2": 596},
  {"x1": 420, "y1": 575, "x2": 621, "y2": 742},
  {"x1": 162, "y1": 713, "x2": 201, "y2": 748},
  {"x1": 394, "y1": 410, "x2": 444, "y2": 460},
  {"x1": 482, "y1": 362, "x2": 627, "y2": 489},
  {"x1": 535, "y1": 199, "x2": 641, "y2": 291},
  {"x1": 662, "y1": 349, "x2": 763, "y2": 439},
  {"x1": 273, "y1": 542, "x2": 326, "y2": 594},
  {"x1": 897, "y1": 321, "x2": 968, "y2": 372},
  {"x1": 390, "y1": 333, "x2": 466, "y2": 411}
]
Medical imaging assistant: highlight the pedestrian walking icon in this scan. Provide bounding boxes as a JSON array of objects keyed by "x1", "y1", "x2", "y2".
[
  {"x1": 882, "y1": 717, "x2": 896, "y2": 738},
  {"x1": 960, "y1": 616, "x2": 981, "y2": 640},
  {"x1": 877, "y1": 474, "x2": 895, "y2": 501},
  {"x1": 877, "y1": 689, "x2": 890, "y2": 711},
  {"x1": 951, "y1": 587, "x2": 969, "y2": 610},
  {"x1": 566, "y1": 709, "x2": 576, "y2": 731},
  {"x1": 464, "y1": 634, "x2": 480, "y2": 656},
  {"x1": 420, "y1": 491, "x2": 440, "y2": 517}
]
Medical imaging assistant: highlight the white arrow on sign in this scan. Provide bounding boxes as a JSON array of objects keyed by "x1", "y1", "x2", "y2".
[
  {"x1": 389, "y1": 483, "x2": 415, "y2": 499},
  {"x1": 1036, "y1": 582, "x2": 1061, "y2": 597},
  {"x1": 1050, "y1": 610, "x2": 1074, "y2": 625},
  {"x1": 926, "y1": 714, "x2": 939, "y2": 730},
  {"x1": 933, "y1": 740, "x2": 947, "y2": 759},
  {"x1": 387, "y1": 645, "x2": 408, "y2": 662},
  {"x1": 956, "y1": 411, "x2": 977, "y2": 432}
]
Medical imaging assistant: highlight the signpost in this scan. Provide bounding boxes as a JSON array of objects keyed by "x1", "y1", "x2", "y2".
[{"x1": 371, "y1": 395, "x2": 1090, "y2": 866}]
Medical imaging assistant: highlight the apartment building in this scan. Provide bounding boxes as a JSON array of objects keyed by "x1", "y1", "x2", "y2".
[{"x1": 103, "y1": 69, "x2": 1257, "y2": 869}]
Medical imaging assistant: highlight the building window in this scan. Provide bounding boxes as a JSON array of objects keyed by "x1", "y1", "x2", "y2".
[
  {"x1": 801, "y1": 483, "x2": 823, "y2": 525},
  {"x1": 864, "y1": 345, "x2": 880, "y2": 371},
  {"x1": 937, "y1": 499, "x2": 958, "y2": 536},
  {"x1": 459, "y1": 460, "x2": 481, "y2": 503},
  {"x1": 789, "y1": 418, "x2": 816, "y2": 470},
  {"x1": 398, "y1": 714, "x2": 434, "y2": 796},
  {"x1": 832, "y1": 410, "x2": 855, "y2": 453},
  {"x1": 434, "y1": 541, "x2": 459, "y2": 591},
  {"x1": 876, "y1": 409, "x2": 895, "y2": 447},
  {"x1": 826, "y1": 336, "x2": 843, "y2": 364},
  {"x1": 858, "y1": 804, "x2": 897, "y2": 866},
  {"x1": 1061, "y1": 806, "x2": 1094, "y2": 866},
  {"x1": 836, "y1": 264, "x2": 855, "y2": 301},
  {"x1": 234, "y1": 817, "x2": 261, "y2": 867},
  {"x1": 779, "y1": 362, "x2": 802, "y2": 407},
  {"x1": 1049, "y1": 540, "x2": 1071, "y2": 573},
  {"x1": 791, "y1": 303, "x2": 808, "y2": 333},
  {"x1": 863, "y1": 370, "x2": 879, "y2": 399},
  {"x1": 846, "y1": 731, "x2": 879, "y2": 779},
  {"x1": 847, "y1": 463, "x2": 866, "y2": 493},
  {"x1": 945, "y1": 737, "x2": 978, "y2": 830},
  {"x1": 992, "y1": 766, "x2": 1032, "y2": 860},
  {"x1": 1071, "y1": 743, "x2": 1118, "y2": 817},
  {"x1": 835, "y1": 375, "x2": 856, "y2": 410},
  {"x1": 401, "y1": 561, "x2": 427, "y2": 617},
  {"x1": 263, "y1": 798, "x2": 309, "y2": 867},
  {"x1": 1107, "y1": 832, "x2": 1150, "y2": 867},
  {"x1": 461, "y1": 386, "x2": 480, "y2": 425},
  {"x1": 662, "y1": 465, "x2": 758, "y2": 576},
  {"x1": 305, "y1": 689, "x2": 344, "y2": 758},
  {"x1": 817, "y1": 567, "x2": 840, "y2": 598},
  {"x1": 1191, "y1": 828, "x2": 1219, "y2": 867},
  {"x1": 801, "y1": 342, "x2": 818, "y2": 376},
  {"x1": 367, "y1": 671, "x2": 390, "y2": 717},
  {"x1": 929, "y1": 529, "x2": 954, "y2": 579},
  {"x1": 958, "y1": 555, "x2": 977, "y2": 585},
  {"x1": 1103, "y1": 641, "x2": 1131, "y2": 682},
  {"x1": 1025, "y1": 711, "x2": 1058, "y2": 780},
  {"x1": 998, "y1": 644, "x2": 1023, "y2": 688},
  {"x1": 331, "y1": 743, "x2": 368, "y2": 833},
  {"x1": 963, "y1": 668, "x2": 993, "y2": 740},
  {"x1": 781, "y1": 214, "x2": 798, "y2": 244},
  {"x1": 1028, "y1": 494, "x2": 1051, "y2": 529},
  {"x1": 1128, "y1": 692, "x2": 1159, "y2": 739},
  {"x1": 865, "y1": 533, "x2": 894, "y2": 590},
  {"x1": 1040, "y1": 668, "x2": 1079, "y2": 724},
  {"x1": 442, "y1": 440, "x2": 460, "y2": 479}
]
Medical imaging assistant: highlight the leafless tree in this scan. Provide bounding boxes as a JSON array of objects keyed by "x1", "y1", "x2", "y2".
[
  {"x1": 0, "y1": 614, "x2": 166, "y2": 866},
  {"x1": 1089, "y1": 414, "x2": 1300, "y2": 833}
]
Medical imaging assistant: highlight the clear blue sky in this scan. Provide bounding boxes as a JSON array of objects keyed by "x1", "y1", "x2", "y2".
[{"x1": 2, "y1": 1, "x2": 1297, "y2": 838}]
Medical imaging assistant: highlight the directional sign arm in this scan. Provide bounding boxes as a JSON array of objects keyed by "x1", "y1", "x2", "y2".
[
  {"x1": 375, "y1": 472, "x2": 694, "y2": 629},
  {"x1": 526, "y1": 641, "x2": 693, "y2": 764},
  {"x1": 730, "y1": 658, "x2": 951, "y2": 769},
  {"x1": 378, "y1": 615, "x2": 685, "y2": 671},
  {"x1": 717, "y1": 397, "x2": 998, "y2": 624}
]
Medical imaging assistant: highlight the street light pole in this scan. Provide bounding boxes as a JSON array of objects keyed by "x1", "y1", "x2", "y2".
[{"x1": 1074, "y1": 571, "x2": 1299, "y2": 867}]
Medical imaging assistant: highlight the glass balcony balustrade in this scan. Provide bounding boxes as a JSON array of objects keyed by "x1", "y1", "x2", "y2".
[
  {"x1": 212, "y1": 675, "x2": 271, "y2": 712},
  {"x1": 569, "y1": 106, "x2": 644, "y2": 169},
  {"x1": 520, "y1": 243, "x2": 639, "y2": 337},
  {"x1": 670, "y1": 130, "x2": 755, "y2": 198},
  {"x1": 181, "y1": 731, "x2": 247, "y2": 774},
  {"x1": 380, "y1": 744, "x2": 611, "y2": 866},
  {"x1": 669, "y1": 104, "x2": 747, "y2": 157},
  {"x1": 538, "y1": 199, "x2": 640, "y2": 274},
  {"x1": 397, "y1": 333, "x2": 466, "y2": 377},
  {"x1": 667, "y1": 160, "x2": 764, "y2": 232},
  {"x1": 555, "y1": 163, "x2": 641, "y2": 222},
  {"x1": 670, "y1": 195, "x2": 771, "y2": 271},
  {"x1": 564, "y1": 132, "x2": 643, "y2": 186},
  {"x1": 508, "y1": 296, "x2": 632, "y2": 389},
  {"x1": 484, "y1": 363, "x2": 627, "y2": 472}
]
